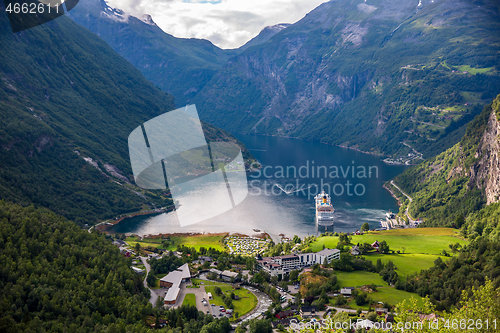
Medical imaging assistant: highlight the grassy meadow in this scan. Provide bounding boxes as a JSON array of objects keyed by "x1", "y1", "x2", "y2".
[
  {"x1": 309, "y1": 228, "x2": 467, "y2": 255},
  {"x1": 334, "y1": 271, "x2": 386, "y2": 288},
  {"x1": 204, "y1": 285, "x2": 257, "y2": 318},
  {"x1": 309, "y1": 228, "x2": 469, "y2": 308},
  {"x1": 366, "y1": 253, "x2": 441, "y2": 279},
  {"x1": 182, "y1": 293, "x2": 196, "y2": 307},
  {"x1": 337, "y1": 288, "x2": 425, "y2": 310},
  {"x1": 329, "y1": 271, "x2": 426, "y2": 309},
  {"x1": 126, "y1": 234, "x2": 226, "y2": 252}
]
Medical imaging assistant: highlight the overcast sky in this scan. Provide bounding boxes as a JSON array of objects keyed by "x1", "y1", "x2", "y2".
[{"x1": 105, "y1": 0, "x2": 327, "y2": 49}]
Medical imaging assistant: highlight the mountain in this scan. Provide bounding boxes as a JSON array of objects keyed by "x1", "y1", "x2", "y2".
[
  {"x1": 67, "y1": 0, "x2": 237, "y2": 107},
  {"x1": 193, "y1": 0, "x2": 500, "y2": 158},
  {"x1": 391, "y1": 94, "x2": 500, "y2": 236},
  {"x1": 239, "y1": 23, "x2": 291, "y2": 51},
  {"x1": 0, "y1": 6, "x2": 253, "y2": 225}
]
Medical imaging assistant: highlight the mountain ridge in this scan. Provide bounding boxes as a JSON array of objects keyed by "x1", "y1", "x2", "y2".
[
  {"x1": 193, "y1": 0, "x2": 500, "y2": 159},
  {"x1": 68, "y1": 0, "x2": 237, "y2": 107},
  {"x1": 238, "y1": 23, "x2": 291, "y2": 51},
  {"x1": 0, "y1": 7, "x2": 254, "y2": 224}
]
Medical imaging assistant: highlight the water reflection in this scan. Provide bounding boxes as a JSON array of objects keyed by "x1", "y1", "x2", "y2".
[{"x1": 108, "y1": 135, "x2": 408, "y2": 240}]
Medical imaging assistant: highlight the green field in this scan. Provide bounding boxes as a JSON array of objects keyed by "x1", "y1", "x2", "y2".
[
  {"x1": 334, "y1": 271, "x2": 387, "y2": 288},
  {"x1": 205, "y1": 285, "x2": 257, "y2": 318},
  {"x1": 371, "y1": 288, "x2": 424, "y2": 308},
  {"x1": 331, "y1": 270, "x2": 425, "y2": 309},
  {"x1": 126, "y1": 234, "x2": 226, "y2": 252},
  {"x1": 366, "y1": 253, "x2": 440, "y2": 279},
  {"x1": 182, "y1": 293, "x2": 196, "y2": 307},
  {"x1": 309, "y1": 228, "x2": 467, "y2": 308},
  {"x1": 192, "y1": 279, "x2": 226, "y2": 286},
  {"x1": 456, "y1": 65, "x2": 492, "y2": 74},
  {"x1": 310, "y1": 228, "x2": 467, "y2": 255},
  {"x1": 338, "y1": 288, "x2": 424, "y2": 310}
]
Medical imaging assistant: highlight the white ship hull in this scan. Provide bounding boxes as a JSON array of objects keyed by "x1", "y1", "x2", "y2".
[
  {"x1": 315, "y1": 191, "x2": 334, "y2": 227},
  {"x1": 316, "y1": 216, "x2": 334, "y2": 227}
]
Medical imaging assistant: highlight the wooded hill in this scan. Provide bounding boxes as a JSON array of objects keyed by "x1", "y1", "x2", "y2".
[
  {"x1": 389, "y1": 94, "x2": 500, "y2": 311},
  {"x1": 0, "y1": 6, "x2": 253, "y2": 225},
  {"x1": 392, "y1": 94, "x2": 500, "y2": 235}
]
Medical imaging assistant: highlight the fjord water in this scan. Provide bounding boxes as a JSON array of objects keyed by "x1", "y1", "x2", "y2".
[{"x1": 109, "y1": 135, "x2": 407, "y2": 239}]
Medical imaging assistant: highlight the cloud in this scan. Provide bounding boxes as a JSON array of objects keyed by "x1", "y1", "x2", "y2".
[{"x1": 104, "y1": 0, "x2": 327, "y2": 49}]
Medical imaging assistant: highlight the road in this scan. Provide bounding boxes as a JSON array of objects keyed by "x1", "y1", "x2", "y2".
[
  {"x1": 239, "y1": 286, "x2": 273, "y2": 322},
  {"x1": 390, "y1": 180, "x2": 415, "y2": 225},
  {"x1": 140, "y1": 256, "x2": 162, "y2": 306}
]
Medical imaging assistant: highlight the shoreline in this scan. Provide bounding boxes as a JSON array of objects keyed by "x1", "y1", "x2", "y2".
[
  {"x1": 100, "y1": 209, "x2": 278, "y2": 242},
  {"x1": 96, "y1": 207, "x2": 174, "y2": 232},
  {"x1": 235, "y1": 132, "x2": 388, "y2": 158},
  {"x1": 127, "y1": 231, "x2": 272, "y2": 241},
  {"x1": 383, "y1": 183, "x2": 402, "y2": 207}
]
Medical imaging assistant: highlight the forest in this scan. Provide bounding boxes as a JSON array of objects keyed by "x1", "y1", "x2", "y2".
[
  {"x1": 396, "y1": 238, "x2": 500, "y2": 311},
  {"x1": 0, "y1": 201, "x2": 244, "y2": 332}
]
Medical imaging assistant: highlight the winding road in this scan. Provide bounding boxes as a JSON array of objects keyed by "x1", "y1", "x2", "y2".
[
  {"x1": 390, "y1": 180, "x2": 415, "y2": 225},
  {"x1": 140, "y1": 256, "x2": 161, "y2": 305}
]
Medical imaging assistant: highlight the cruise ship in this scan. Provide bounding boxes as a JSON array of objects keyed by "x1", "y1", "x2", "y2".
[{"x1": 315, "y1": 191, "x2": 334, "y2": 227}]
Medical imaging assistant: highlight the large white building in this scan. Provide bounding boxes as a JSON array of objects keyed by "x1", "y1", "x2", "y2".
[
  {"x1": 160, "y1": 263, "x2": 191, "y2": 305},
  {"x1": 256, "y1": 248, "x2": 340, "y2": 277}
]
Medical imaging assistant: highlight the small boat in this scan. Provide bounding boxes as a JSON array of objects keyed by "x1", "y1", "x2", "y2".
[{"x1": 253, "y1": 229, "x2": 261, "y2": 232}]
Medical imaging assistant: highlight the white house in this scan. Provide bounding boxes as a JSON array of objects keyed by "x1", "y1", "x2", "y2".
[{"x1": 340, "y1": 287, "x2": 354, "y2": 296}]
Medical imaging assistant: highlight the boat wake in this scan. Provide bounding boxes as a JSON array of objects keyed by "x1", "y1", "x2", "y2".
[{"x1": 274, "y1": 183, "x2": 316, "y2": 194}]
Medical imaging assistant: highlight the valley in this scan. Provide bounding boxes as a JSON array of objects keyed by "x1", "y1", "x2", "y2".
[{"x1": 1, "y1": 0, "x2": 500, "y2": 331}]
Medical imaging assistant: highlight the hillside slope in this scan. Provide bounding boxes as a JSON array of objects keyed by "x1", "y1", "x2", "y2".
[
  {"x1": 238, "y1": 23, "x2": 291, "y2": 51},
  {"x1": 0, "y1": 201, "x2": 154, "y2": 332},
  {"x1": 68, "y1": 0, "x2": 236, "y2": 107},
  {"x1": 0, "y1": 7, "x2": 253, "y2": 225},
  {"x1": 392, "y1": 94, "x2": 500, "y2": 238},
  {"x1": 194, "y1": 0, "x2": 500, "y2": 158}
]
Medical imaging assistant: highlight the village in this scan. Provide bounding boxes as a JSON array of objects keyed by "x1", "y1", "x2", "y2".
[{"x1": 107, "y1": 226, "x2": 461, "y2": 332}]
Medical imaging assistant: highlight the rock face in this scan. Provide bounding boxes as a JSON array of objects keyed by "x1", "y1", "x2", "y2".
[{"x1": 471, "y1": 111, "x2": 500, "y2": 204}]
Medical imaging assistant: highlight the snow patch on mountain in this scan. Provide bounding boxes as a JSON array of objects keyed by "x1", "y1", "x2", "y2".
[{"x1": 102, "y1": 0, "x2": 156, "y2": 26}]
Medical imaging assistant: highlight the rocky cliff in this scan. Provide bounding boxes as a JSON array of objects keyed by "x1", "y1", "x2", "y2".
[
  {"x1": 470, "y1": 108, "x2": 500, "y2": 205},
  {"x1": 392, "y1": 94, "x2": 500, "y2": 227}
]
